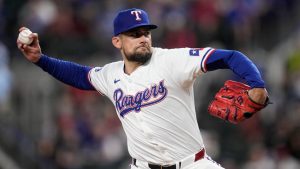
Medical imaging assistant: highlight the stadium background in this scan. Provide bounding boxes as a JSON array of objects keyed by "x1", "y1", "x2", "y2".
[{"x1": 0, "y1": 0, "x2": 300, "y2": 169}]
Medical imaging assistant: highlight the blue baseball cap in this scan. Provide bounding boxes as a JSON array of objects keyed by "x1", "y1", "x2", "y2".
[{"x1": 113, "y1": 8, "x2": 157, "y2": 36}]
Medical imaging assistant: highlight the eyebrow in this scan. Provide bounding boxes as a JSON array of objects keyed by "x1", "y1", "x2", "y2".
[{"x1": 122, "y1": 30, "x2": 151, "y2": 38}]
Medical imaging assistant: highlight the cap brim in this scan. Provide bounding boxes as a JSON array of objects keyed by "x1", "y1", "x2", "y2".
[{"x1": 115, "y1": 24, "x2": 157, "y2": 35}]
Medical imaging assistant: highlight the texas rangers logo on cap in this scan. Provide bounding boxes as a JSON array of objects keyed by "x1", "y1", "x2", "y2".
[
  {"x1": 131, "y1": 10, "x2": 142, "y2": 21},
  {"x1": 113, "y1": 8, "x2": 157, "y2": 36}
]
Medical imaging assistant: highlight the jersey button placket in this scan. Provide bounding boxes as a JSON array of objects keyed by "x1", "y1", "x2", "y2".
[
  {"x1": 127, "y1": 77, "x2": 134, "y2": 93},
  {"x1": 140, "y1": 120, "x2": 148, "y2": 135},
  {"x1": 137, "y1": 116, "x2": 152, "y2": 140}
]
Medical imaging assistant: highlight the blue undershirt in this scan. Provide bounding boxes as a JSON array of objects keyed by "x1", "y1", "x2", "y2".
[
  {"x1": 206, "y1": 49, "x2": 265, "y2": 88},
  {"x1": 36, "y1": 55, "x2": 94, "y2": 90},
  {"x1": 35, "y1": 49, "x2": 265, "y2": 91}
]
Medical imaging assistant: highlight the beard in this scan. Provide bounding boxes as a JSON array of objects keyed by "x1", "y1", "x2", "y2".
[{"x1": 124, "y1": 47, "x2": 152, "y2": 64}]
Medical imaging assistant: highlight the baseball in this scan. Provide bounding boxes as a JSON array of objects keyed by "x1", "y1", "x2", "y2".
[{"x1": 18, "y1": 29, "x2": 33, "y2": 45}]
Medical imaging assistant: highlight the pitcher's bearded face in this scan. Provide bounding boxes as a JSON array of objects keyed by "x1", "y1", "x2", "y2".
[
  {"x1": 123, "y1": 45, "x2": 152, "y2": 64},
  {"x1": 120, "y1": 27, "x2": 153, "y2": 64}
]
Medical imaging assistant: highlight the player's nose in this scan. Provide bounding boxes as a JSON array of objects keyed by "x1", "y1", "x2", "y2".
[{"x1": 139, "y1": 35, "x2": 149, "y2": 44}]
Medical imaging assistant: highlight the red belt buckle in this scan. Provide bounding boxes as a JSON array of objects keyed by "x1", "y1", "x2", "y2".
[{"x1": 194, "y1": 149, "x2": 205, "y2": 162}]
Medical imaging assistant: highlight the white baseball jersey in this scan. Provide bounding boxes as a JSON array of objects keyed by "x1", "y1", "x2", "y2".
[{"x1": 88, "y1": 47, "x2": 215, "y2": 165}]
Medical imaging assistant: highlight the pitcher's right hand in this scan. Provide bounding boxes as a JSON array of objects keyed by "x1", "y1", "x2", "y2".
[{"x1": 17, "y1": 27, "x2": 42, "y2": 63}]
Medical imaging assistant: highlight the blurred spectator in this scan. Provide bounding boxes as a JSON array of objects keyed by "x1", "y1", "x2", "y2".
[
  {"x1": 242, "y1": 144, "x2": 276, "y2": 169},
  {"x1": 286, "y1": 47, "x2": 300, "y2": 100},
  {"x1": 18, "y1": 0, "x2": 57, "y2": 33},
  {"x1": 189, "y1": 0, "x2": 220, "y2": 47},
  {"x1": 163, "y1": 6, "x2": 197, "y2": 48},
  {"x1": 0, "y1": 41, "x2": 12, "y2": 113},
  {"x1": 36, "y1": 87, "x2": 127, "y2": 169}
]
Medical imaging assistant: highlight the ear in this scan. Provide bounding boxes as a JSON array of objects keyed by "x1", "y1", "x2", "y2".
[{"x1": 112, "y1": 36, "x2": 121, "y2": 49}]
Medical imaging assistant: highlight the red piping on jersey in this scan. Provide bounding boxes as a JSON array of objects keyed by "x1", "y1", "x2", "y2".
[{"x1": 203, "y1": 49, "x2": 215, "y2": 72}]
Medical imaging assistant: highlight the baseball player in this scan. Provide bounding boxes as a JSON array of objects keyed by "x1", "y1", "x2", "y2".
[{"x1": 17, "y1": 8, "x2": 269, "y2": 169}]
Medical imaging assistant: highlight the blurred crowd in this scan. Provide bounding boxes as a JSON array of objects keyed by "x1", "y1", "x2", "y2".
[{"x1": 1, "y1": 0, "x2": 300, "y2": 169}]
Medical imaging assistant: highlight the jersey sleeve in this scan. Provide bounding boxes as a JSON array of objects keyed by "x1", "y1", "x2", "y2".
[
  {"x1": 88, "y1": 67, "x2": 108, "y2": 96},
  {"x1": 161, "y1": 47, "x2": 215, "y2": 86}
]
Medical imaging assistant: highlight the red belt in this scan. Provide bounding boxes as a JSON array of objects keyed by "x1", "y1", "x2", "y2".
[{"x1": 132, "y1": 148, "x2": 205, "y2": 169}]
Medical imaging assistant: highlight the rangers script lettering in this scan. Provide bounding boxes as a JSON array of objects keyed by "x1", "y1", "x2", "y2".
[{"x1": 114, "y1": 80, "x2": 168, "y2": 117}]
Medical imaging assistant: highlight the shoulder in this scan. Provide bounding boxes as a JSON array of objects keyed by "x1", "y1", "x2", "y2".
[
  {"x1": 90, "y1": 60, "x2": 123, "y2": 75},
  {"x1": 105, "y1": 61, "x2": 124, "y2": 70},
  {"x1": 152, "y1": 47, "x2": 191, "y2": 58},
  {"x1": 152, "y1": 47, "x2": 190, "y2": 53}
]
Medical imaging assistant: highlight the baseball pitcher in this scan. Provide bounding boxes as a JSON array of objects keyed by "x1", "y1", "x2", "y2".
[{"x1": 17, "y1": 8, "x2": 269, "y2": 169}]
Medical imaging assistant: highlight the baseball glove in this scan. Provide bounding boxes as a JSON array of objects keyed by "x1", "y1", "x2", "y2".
[{"x1": 208, "y1": 80, "x2": 268, "y2": 124}]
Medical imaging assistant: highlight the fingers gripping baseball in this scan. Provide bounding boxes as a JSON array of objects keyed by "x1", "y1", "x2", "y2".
[{"x1": 17, "y1": 27, "x2": 42, "y2": 63}]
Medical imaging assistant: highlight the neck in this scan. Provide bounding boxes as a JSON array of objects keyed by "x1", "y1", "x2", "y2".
[{"x1": 123, "y1": 60, "x2": 142, "y2": 75}]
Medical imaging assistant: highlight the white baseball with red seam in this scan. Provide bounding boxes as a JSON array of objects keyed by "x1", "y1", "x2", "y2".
[{"x1": 18, "y1": 29, "x2": 33, "y2": 45}]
